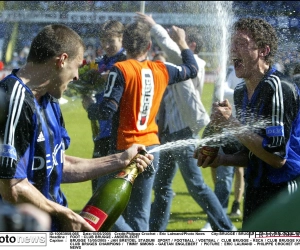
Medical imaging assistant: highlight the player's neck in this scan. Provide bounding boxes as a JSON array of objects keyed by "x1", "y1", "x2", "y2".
[
  {"x1": 127, "y1": 51, "x2": 148, "y2": 62},
  {"x1": 246, "y1": 64, "x2": 270, "y2": 85},
  {"x1": 16, "y1": 63, "x2": 50, "y2": 103},
  {"x1": 245, "y1": 64, "x2": 270, "y2": 100}
]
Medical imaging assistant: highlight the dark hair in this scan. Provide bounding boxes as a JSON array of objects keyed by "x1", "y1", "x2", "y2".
[
  {"x1": 186, "y1": 27, "x2": 204, "y2": 54},
  {"x1": 27, "y1": 24, "x2": 85, "y2": 64},
  {"x1": 99, "y1": 20, "x2": 124, "y2": 40},
  {"x1": 232, "y1": 18, "x2": 278, "y2": 65},
  {"x1": 122, "y1": 21, "x2": 151, "y2": 58}
]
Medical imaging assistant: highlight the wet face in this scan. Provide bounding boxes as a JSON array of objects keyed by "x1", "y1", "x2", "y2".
[
  {"x1": 230, "y1": 29, "x2": 260, "y2": 79},
  {"x1": 50, "y1": 46, "x2": 84, "y2": 99},
  {"x1": 100, "y1": 36, "x2": 122, "y2": 57}
]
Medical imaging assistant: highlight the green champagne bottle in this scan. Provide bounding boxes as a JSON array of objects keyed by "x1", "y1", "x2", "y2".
[{"x1": 80, "y1": 149, "x2": 147, "y2": 231}]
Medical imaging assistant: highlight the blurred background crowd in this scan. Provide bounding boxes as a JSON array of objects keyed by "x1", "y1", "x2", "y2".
[{"x1": 1, "y1": 1, "x2": 300, "y2": 79}]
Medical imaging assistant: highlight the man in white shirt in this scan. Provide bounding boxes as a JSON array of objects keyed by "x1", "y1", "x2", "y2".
[{"x1": 137, "y1": 13, "x2": 236, "y2": 231}]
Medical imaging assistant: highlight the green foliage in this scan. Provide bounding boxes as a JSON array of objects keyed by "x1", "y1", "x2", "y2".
[{"x1": 60, "y1": 83, "x2": 243, "y2": 231}]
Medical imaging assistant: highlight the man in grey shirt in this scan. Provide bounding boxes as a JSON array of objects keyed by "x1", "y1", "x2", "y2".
[{"x1": 137, "y1": 13, "x2": 236, "y2": 231}]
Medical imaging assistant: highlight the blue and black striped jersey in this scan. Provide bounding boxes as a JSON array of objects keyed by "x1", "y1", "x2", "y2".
[
  {"x1": 0, "y1": 69, "x2": 70, "y2": 230},
  {"x1": 234, "y1": 67, "x2": 300, "y2": 186}
]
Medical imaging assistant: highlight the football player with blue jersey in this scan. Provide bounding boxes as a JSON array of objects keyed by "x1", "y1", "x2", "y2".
[
  {"x1": 0, "y1": 24, "x2": 153, "y2": 231},
  {"x1": 195, "y1": 18, "x2": 300, "y2": 230}
]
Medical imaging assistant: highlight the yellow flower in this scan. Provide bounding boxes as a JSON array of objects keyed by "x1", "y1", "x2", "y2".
[{"x1": 89, "y1": 60, "x2": 98, "y2": 70}]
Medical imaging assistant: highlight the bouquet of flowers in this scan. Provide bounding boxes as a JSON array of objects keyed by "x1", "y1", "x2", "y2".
[{"x1": 66, "y1": 59, "x2": 105, "y2": 97}]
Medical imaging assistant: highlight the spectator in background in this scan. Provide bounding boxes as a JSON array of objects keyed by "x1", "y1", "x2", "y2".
[
  {"x1": 136, "y1": 12, "x2": 236, "y2": 232},
  {"x1": 18, "y1": 50, "x2": 28, "y2": 66},
  {"x1": 84, "y1": 44, "x2": 96, "y2": 63},
  {"x1": 19, "y1": 43, "x2": 30, "y2": 66},
  {"x1": 10, "y1": 52, "x2": 20, "y2": 69},
  {"x1": 82, "y1": 20, "x2": 127, "y2": 194}
]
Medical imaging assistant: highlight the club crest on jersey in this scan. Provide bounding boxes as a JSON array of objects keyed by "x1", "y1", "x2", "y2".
[{"x1": 138, "y1": 69, "x2": 154, "y2": 130}]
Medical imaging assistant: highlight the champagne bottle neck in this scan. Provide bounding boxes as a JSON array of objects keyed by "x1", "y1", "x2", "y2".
[
  {"x1": 114, "y1": 163, "x2": 139, "y2": 184},
  {"x1": 201, "y1": 127, "x2": 220, "y2": 148},
  {"x1": 114, "y1": 150, "x2": 146, "y2": 184}
]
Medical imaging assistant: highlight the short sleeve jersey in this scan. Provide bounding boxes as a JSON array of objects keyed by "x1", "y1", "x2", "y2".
[
  {"x1": 0, "y1": 70, "x2": 70, "y2": 231},
  {"x1": 234, "y1": 67, "x2": 300, "y2": 187}
]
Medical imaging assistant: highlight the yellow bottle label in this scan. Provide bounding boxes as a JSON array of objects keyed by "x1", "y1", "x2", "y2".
[
  {"x1": 115, "y1": 164, "x2": 138, "y2": 184},
  {"x1": 114, "y1": 153, "x2": 140, "y2": 184},
  {"x1": 201, "y1": 146, "x2": 219, "y2": 157}
]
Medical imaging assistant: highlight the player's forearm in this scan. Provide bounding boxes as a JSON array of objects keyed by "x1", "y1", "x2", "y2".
[
  {"x1": 227, "y1": 117, "x2": 286, "y2": 169},
  {"x1": 0, "y1": 178, "x2": 65, "y2": 216},
  {"x1": 219, "y1": 151, "x2": 248, "y2": 167},
  {"x1": 62, "y1": 154, "x2": 123, "y2": 183},
  {"x1": 181, "y1": 49, "x2": 199, "y2": 77},
  {"x1": 151, "y1": 24, "x2": 183, "y2": 64}
]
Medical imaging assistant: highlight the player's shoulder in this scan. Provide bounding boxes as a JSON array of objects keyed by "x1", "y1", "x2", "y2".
[
  {"x1": 267, "y1": 70, "x2": 295, "y2": 91},
  {"x1": 0, "y1": 73, "x2": 18, "y2": 89},
  {"x1": 234, "y1": 80, "x2": 246, "y2": 92},
  {"x1": 268, "y1": 69, "x2": 289, "y2": 81}
]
